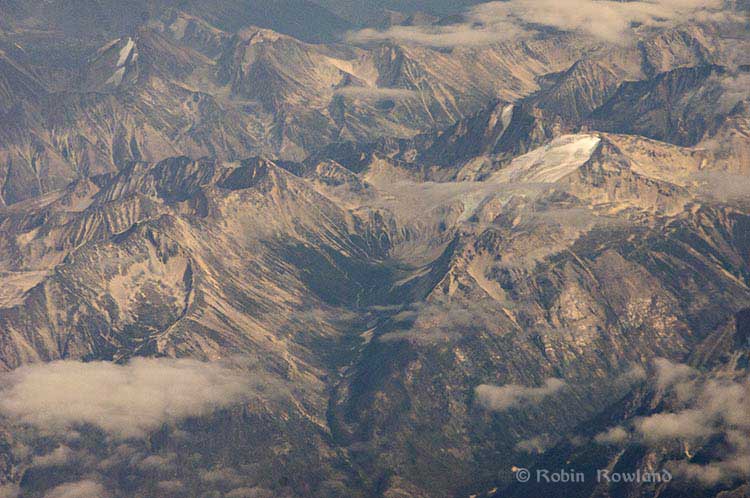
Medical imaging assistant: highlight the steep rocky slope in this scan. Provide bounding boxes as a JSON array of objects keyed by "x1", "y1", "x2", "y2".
[
  {"x1": 4, "y1": 12, "x2": 744, "y2": 207},
  {"x1": 1, "y1": 125, "x2": 749, "y2": 496},
  {"x1": 0, "y1": 20, "x2": 591, "y2": 205},
  {"x1": 590, "y1": 64, "x2": 747, "y2": 146},
  {"x1": 0, "y1": 3, "x2": 749, "y2": 498}
]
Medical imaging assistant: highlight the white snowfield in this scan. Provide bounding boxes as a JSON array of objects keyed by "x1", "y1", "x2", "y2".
[
  {"x1": 0, "y1": 271, "x2": 50, "y2": 308},
  {"x1": 491, "y1": 134, "x2": 601, "y2": 184},
  {"x1": 365, "y1": 134, "x2": 601, "y2": 224},
  {"x1": 105, "y1": 66, "x2": 126, "y2": 87},
  {"x1": 499, "y1": 104, "x2": 514, "y2": 132},
  {"x1": 117, "y1": 37, "x2": 135, "y2": 68}
]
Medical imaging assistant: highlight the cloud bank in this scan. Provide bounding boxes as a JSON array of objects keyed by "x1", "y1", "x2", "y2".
[
  {"x1": 347, "y1": 0, "x2": 726, "y2": 46},
  {"x1": 637, "y1": 375, "x2": 750, "y2": 485},
  {"x1": 43, "y1": 481, "x2": 107, "y2": 498},
  {"x1": 0, "y1": 358, "x2": 255, "y2": 438},
  {"x1": 593, "y1": 358, "x2": 750, "y2": 486},
  {"x1": 379, "y1": 301, "x2": 505, "y2": 344},
  {"x1": 515, "y1": 434, "x2": 554, "y2": 453},
  {"x1": 594, "y1": 425, "x2": 629, "y2": 444},
  {"x1": 636, "y1": 408, "x2": 714, "y2": 443},
  {"x1": 653, "y1": 357, "x2": 697, "y2": 390},
  {"x1": 334, "y1": 86, "x2": 418, "y2": 100},
  {"x1": 475, "y1": 377, "x2": 565, "y2": 411}
]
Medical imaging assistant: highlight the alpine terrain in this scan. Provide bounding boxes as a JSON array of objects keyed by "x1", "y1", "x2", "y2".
[{"x1": 0, "y1": 1, "x2": 749, "y2": 497}]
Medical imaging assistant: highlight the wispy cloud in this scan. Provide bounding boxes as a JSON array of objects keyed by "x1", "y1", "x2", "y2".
[
  {"x1": 475, "y1": 377, "x2": 565, "y2": 411},
  {"x1": 136, "y1": 453, "x2": 178, "y2": 473},
  {"x1": 348, "y1": 22, "x2": 521, "y2": 47},
  {"x1": 718, "y1": 73, "x2": 750, "y2": 112},
  {"x1": 635, "y1": 408, "x2": 714, "y2": 443},
  {"x1": 515, "y1": 434, "x2": 554, "y2": 453},
  {"x1": 156, "y1": 481, "x2": 185, "y2": 494},
  {"x1": 378, "y1": 301, "x2": 506, "y2": 344},
  {"x1": 591, "y1": 358, "x2": 749, "y2": 486},
  {"x1": 334, "y1": 86, "x2": 418, "y2": 100},
  {"x1": 43, "y1": 480, "x2": 108, "y2": 498},
  {"x1": 653, "y1": 357, "x2": 697, "y2": 390},
  {"x1": 31, "y1": 446, "x2": 77, "y2": 468},
  {"x1": 693, "y1": 171, "x2": 750, "y2": 202},
  {"x1": 347, "y1": 0, "x2": 727, "y2": 47},
  {"x1": 225, "y1": 488, "x2": 274, "y2": 498},
  {"x1": 0, "y1": 358, "x2": 259, "y2": 439},
  {"x1": 594, "y1": 425, "x2": 629, "y2": 444},
  {"x1": 632, "y1": 359, "x2": 750, "y2": 486}
]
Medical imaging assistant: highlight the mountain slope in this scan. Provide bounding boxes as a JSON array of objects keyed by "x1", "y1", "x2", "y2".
[
  {"x1": 0, "y1": 5, "x2": 749, "y2": 498},
  {"x1": 590, "y1": 64, "x2": 745, "y2": 146},
  {"x1": 2, "y1": 127, "x2": 749, "y2": 496}
]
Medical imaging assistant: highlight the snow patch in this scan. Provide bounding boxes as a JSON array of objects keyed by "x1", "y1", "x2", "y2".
[
  {"x1": 117, "y1": 37, "x2": 135, "y2": 67},
  {"x1": 364, "y1": 135, "x2": 601, "y2": 232},
  {"x1": 96, "y1": 38, "x2": 121, "y2": 56},
  {"x1": 105, "y1": 66, "x2": 126, "y2": 87},
  {"x1": 0, "y1": 271, "x2": 50, "y2": 308},
  {"x1": 500, "y1": 104, "x2": 514, "y2": 131},
  {"x1": 492, "y1": 135, "x2": 601, "y2": 184},
  {"x1": 324, "y1": 56, "x2": 378, "y2": 87}
]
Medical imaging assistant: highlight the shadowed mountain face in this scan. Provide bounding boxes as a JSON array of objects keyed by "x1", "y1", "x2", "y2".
[
  {"x1": 0, "y1": 0, "x2": 352, "y2": 42},
  {"x1": 0, "y1": 1, "x2": 749, "y2": 498}
]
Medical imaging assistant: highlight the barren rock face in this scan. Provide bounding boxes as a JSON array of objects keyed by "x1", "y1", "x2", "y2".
[{"x1": 0, "y1": 1, "x2": 749, "y2": 497}]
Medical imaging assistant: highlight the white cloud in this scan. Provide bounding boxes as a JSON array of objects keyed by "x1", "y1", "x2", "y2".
[
  {"x1": 334, "y1": 86, "x2": 418, "y2": 100},
  {"x1": 653, "y1": 357, "x2": 697, "y2": 390},
  {"x1": 618, "y1": 364, "x2": 647, "y2": 384},
  {"x1": 199, "y1": 466, "x2": 245, "y2": 486},
  {"x1": 515, "y1": 435, "x2": 553, "y2": 453},
  {"x1": 347, "y1": 0, "x2": 726, "y2": 46},
  {"x1": 225, "y1": 488, "x2": 274, "y2": 498},
  {"x1": 136, "y1": 453, "x2": 177, "y2": 473},
  {"x1": 635, "y1": 409, "x2": 712, "y2": 443},
  {"x1": 718, "y1": 73, "x2": 750, "y2": 112},
  {"x1": 594, "y1": 425, "x2": 629, "y2": 444},
  {"x1": 632, "y1": 364, "x2": 750, "y2": 486},
  {"x1": 97, "y1": 443, "x2": 141, "y2": 471},
  {"x1": 475, "y1": 377, "x2": 565, "y2": 411},
  {"x1": 43, "y1": 481, "x2": 108, "y2": 498},
  {"x1": 694, "y1": 171, "x2": 750, "y2": 202},
  {"x1": 156, "y1": 480, "x2": 185, "y2": 493},
  {"x1": 670, "y1": 461, "x2": 727, "y2": 486},
  {"x1": 348, "y1": 22, "x2": 521, "y2": 47},
  {"x1": 378, "y1": 301, "x2": 503, "y2": 344},
  {"x1": 0, "y1": 358, "x2": 257, "y2": 439},
  {"x1": 702, "y1": 379, "x2": 749, "y2": 428},
  {"x1": 670, "y1": 445, "x2": 750, "y2": 487},
  {"x1": 584, "y1": 362, "x2": 750, "y2": 486},
  {"x1": 31, "y1": 446, "x2": 76, "y2": 468}
]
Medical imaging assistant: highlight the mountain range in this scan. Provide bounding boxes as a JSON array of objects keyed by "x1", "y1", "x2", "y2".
[{"x1": 0, "y1": 1, "x2": 749, "y2": 497}]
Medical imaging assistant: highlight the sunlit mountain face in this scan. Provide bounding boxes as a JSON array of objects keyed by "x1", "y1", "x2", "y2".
[{"x1": 0, "y1": 1, "x2": 748, "y2": 497}]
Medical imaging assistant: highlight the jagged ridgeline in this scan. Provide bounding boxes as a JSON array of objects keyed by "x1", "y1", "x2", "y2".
[{"x1": 0, "y1": 1, "x2": 749, "y2": 497}]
